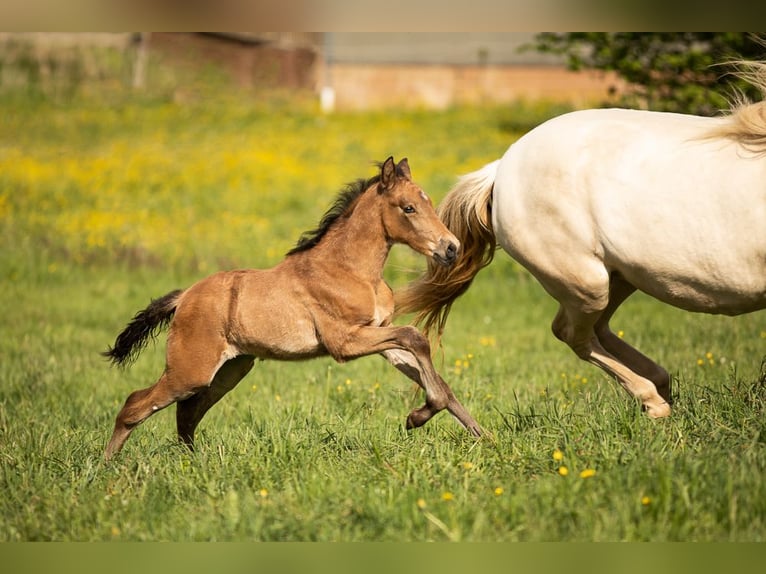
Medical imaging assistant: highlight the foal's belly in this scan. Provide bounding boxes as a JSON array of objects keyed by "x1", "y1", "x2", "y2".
[{"x1": 233, "y1": 314, "x2": 326, "y2": 360}]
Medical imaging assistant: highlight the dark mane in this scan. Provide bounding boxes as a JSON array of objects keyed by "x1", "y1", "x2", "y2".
[{"x1": 287, "y1": 174, "x2": 382, "y2": 256}]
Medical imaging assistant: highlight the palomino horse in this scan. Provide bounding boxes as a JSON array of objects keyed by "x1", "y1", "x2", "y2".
[
  {"x1": 397, "y1": 64, "x2": 766, "y2": 418},
  {"x1": 103, "y1": 157, "x2": 482, "y2": 460}
]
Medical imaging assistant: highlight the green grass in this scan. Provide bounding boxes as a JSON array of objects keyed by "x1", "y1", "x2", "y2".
[{"x1": 1, "y1": 91, "x2": 765, "y2": 541}]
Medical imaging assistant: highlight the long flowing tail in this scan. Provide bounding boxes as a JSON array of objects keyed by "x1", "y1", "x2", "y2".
[
  {"x1": 102, "y1": 289, "x2": 183, "y2": 367},
  {"x1": 395, "y1": 159, "x2": 500, "y2": 338}
]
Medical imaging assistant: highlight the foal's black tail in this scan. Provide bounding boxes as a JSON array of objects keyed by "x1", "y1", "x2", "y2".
[{"x1": 102, "y1": 289, "x2": 184, "y2": 367}]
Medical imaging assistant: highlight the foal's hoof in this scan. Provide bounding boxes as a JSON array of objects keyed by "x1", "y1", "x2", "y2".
[
  {"x1": 644, "y1": 401, "x2": 672, "y2": 419},
  {"x1": 656, "y1": 384, "x2": 673, "y2": 406},
  {"x1": 406, "y1": 406, "x2": 433, "y2": 429},
  {"x1": 406, "y1": 413, "x2": 423, "y2": 430}
]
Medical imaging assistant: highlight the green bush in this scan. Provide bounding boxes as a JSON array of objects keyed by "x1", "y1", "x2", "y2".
[{"x1": 532, "y1": 33, "x2": 766, "y2": 115}]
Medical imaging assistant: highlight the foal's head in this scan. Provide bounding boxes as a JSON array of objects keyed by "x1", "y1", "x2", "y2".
[{"x1": 377, "y1": 157, "x2": 460, "y2": 266}]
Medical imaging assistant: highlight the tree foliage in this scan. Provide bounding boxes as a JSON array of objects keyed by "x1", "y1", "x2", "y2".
[{"x1": 533, "y1": 33, "x2": 765, "y2": 115}]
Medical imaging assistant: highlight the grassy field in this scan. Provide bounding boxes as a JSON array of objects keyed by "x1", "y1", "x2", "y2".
[{"x1": 1, "y1": 89, "x2": 765, "y2": 542}]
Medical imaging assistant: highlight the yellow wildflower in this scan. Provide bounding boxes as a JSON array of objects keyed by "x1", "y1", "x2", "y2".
[
  {"x1": 641, "y1": 496, "x2": 651, "y2": 506},
  {"x1": 417, "y1": 498, "x2": 427, "y2": 509},
  {"x1": 558, "y1": 466, "x2": 569, "y2": 476},
  {"x1": 494, "y1": 487, "x2": 504, "y2": 496},
  {"x1": 579, "y1": 469, "x2": 596, "y2": 479},
  {"x1": 441, "y1": 492, "x2": 454, "y2": 501},
  {"x1": 259, "y1": 489, "x2": 269, "y2": 498},
  {"x1": 461, "y1": 462, "x2": 474, "y2": 470},
  {"x1": 552, "y1": 449, "x2": 564, "y2": 461}
]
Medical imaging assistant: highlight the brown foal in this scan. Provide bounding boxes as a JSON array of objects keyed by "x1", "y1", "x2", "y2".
[{"x1": 103, "y1": 157, "x2": 482, "y2": 460}]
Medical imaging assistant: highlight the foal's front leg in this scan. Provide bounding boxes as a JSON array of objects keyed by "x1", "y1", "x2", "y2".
[
  {"x1": 326, "y1": 324, "x2": 480, "y2": 435},
  {"x1": 382, "y1": 349, "x2": 482, "y2": 437}
]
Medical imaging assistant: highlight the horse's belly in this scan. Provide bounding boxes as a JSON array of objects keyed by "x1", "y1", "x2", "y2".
[
  {"x1": 618, "y1": 259, "x2": 766, "y2": 316},
  {"x1": 602, "y1": 214, "x2": 766, "y2": 315}
]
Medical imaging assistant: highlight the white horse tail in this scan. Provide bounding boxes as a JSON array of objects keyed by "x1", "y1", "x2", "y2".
[
  {"x1": 705, "y1": 60, "x2": 766, "y2": 154},
  {"x1": 395, "y1": 159, "x2": 500, "y2": 337}
]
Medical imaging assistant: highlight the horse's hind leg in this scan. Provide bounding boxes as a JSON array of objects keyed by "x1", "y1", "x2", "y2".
[
  {"x1": 546, "y1": 261, "x2": 670, "y2": 418},
  {"x1": 176, "y1": 355, "x2": 255, "y2": 449},
  {"x1": 594, "y1": 274, "x2": 672, "y2": 404},
  {"x1": 552, "y1": 301, "x2": 670, "y2": 418}
]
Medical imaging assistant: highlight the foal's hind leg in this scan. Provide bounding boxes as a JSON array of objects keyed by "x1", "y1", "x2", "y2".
[
  {"x1": 105, "y1": 370, "x2": 188, "y2": 460},
  {"x1": 381, "y1": 349, "x2": 482, "y2": 437},
  {"x1": 176, "y1": 355, "x2": 255, "y2": 449},
  {"x1": 105, "y1": 334, "x2": 233, "y2": 460}
]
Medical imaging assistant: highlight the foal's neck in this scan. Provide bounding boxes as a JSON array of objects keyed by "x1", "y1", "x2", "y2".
[{"x1": 317, "y1": 193, "x2": 391, "y2": 280}]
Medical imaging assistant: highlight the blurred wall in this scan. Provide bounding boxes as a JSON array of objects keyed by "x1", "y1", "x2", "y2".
[
  {"x1": 320, "y1": 33, "x2": 619, "y2": 110},
  {"x1": 0, "y1": 33, "x2": 620, "y2": 109}
]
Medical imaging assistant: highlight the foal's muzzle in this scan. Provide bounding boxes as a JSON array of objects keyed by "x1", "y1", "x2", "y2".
[{"x1": 433, "y1": 239, "x2": 460, "y2": 267}]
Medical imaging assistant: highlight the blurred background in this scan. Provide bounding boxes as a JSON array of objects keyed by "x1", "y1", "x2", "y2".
[
  {"x1": 2, "y1": 32, "x2": 761, "y2": 113},
  {"x1": 3, "y1": 33, "x2": 766, "y2": 544},
  {"x1": 0, "y1": 32, "x2": 614, "y2": 110},
  {"x1": 1, "y1": 32, "x2": 763, "y2": 273}
]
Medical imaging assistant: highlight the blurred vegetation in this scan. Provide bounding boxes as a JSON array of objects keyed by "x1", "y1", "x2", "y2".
[
  {"x1": 0, "y1": 34, "x2": 252, "y2": 106},
  {"x1": 532, "y1": 33, "x2": 766, "y2": 115},
  {"x1": 0, "y1": 35, "x2": 572, "y2": 283}
]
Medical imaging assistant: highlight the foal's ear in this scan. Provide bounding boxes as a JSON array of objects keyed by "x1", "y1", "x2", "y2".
[
  {"x1": 380, "y1": 156, "x2": 396, "y2": 191},
  {"x1": 396, "y1": 158, "x2": 412, "y2": 180}
]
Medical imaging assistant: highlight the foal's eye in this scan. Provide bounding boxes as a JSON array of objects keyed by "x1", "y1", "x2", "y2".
[{"x1": 402, "y1": 205, "x2": 416, "y2": 214}]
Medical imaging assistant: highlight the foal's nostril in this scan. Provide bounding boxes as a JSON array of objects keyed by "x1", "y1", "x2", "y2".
[{"x1": 434, "y1": 239, "x2": 459, "y2": 266}]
